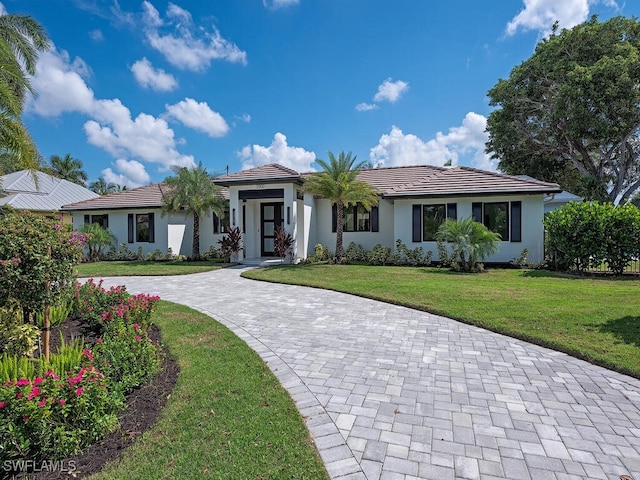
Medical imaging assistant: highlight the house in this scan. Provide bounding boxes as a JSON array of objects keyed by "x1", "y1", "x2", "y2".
[
  {"x1": 0, "y1": 170, "x2": 98, "y2": 222},
  {"x1": 62, "y1": 163, "x2": 562, "y2": 263},
  {"x1": 61, "y1": 183, "x2": 230, "y2": 257}
]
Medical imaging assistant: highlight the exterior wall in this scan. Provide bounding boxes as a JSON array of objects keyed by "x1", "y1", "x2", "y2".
[
  {"x1": 393, "y1": 194, "x2": 546, "y2": 264},
  {"x1": 311, "y1": 198, "x2": 395, "y2": 256},
  {"x1": 69, "y1": 208, "x2": 225, "y2": 258}
]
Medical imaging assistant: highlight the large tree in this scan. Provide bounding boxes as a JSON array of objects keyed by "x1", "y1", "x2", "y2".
[
  {"x1": 0, "y1": 13, "x2": 50, "y2": 174},
  {"x1": 49, "y1": 153, "x2": 88, "y2": 185},
  {"x1": 486, "y1": 15, "x2": 640, "y2": 204},
  {"x1": 162, "y1": 162, "x2": 226, "y2": 259},
  {"x1": 303, "y1": 151, "x2": 379, "y2": 261},
  {"x1": 89, "y1": 177, "x2": 118, "y2": 195}
]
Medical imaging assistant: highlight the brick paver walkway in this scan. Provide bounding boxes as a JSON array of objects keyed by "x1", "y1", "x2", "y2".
[{"x1": 99, "y1": 267, "x2": 640, "y2": 480}]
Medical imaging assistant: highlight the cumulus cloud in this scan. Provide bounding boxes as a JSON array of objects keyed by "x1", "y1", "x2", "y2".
[
  {"x1": 131, "y1": 57, "x2": 178, "y2": 91},
  {"x1": 102, "y1": 159, "x2": 151, "y2": 188},
  {"x1": 263, "y1": 0, "x2": 300, "y2": 9},
  {"x1": 370, "y1": 113, "x2": 496, "y2": 171},
  {"x1": 356, "y1": 77, "x2": 409, "y2": 112},
  {"x1": 506, "y1": 0, "x2": 618, "y2": 36},
  {"x1": 238, "y1": 132, "x2": 316, "y2": 172},
  {"x1": 0, "y1": 2, "x2": 6, "y2": 15},
  {"x1": 165, "y1": 98, "x2": 229, "y2": 137},
  {"x1": 141, "y1": 1, "x2": 247, "y2": 71},
  {"x1": 27, "y1": 46, "x2": 197, "y2": 185}
]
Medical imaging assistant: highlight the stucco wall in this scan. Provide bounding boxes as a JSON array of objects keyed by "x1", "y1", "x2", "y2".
[{"x1": 393, "y1": 194, "x2": 546, "y2": 264}]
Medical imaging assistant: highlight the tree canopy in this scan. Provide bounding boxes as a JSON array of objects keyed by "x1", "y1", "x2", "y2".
[
  {"x1": 486, "y1": 15, "x2": 640, "y2": 204},
  {"x1": 303, "y1": 151, "x2": 379, "y2": 261},
  {"x1": 162, "y1": 162, "x2": 226, "y2": 259},
  {"x1": 49, "y1": 153, "x2": 88, "y2": 186}
]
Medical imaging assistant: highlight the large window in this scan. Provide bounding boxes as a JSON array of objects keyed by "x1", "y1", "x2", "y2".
[
  {"x1": 332, "y1": 203, "x2": 379, "y2": 232},
  {"x1": 412, "y1": 203, "x2": 457, "y2": 242},
  {"x1": 472, "y1": 201, "x2": 521, "y2": 242},
  {"x1": 127, "y1": 213, "x2": 155, "y2": 243},
  {"x1": 83, "y1": 214, "x2": 109, "y2": 229}
]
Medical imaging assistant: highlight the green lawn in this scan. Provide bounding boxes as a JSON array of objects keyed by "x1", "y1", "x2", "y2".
[
  {"x1": 76, "y1": 260, "x2": 231, "y2": 277},
  {"x1": 92, "y1": 301, "x2": 328, "y2": 480},
  {"x1": 243, "y1": 265, "x2": 640, "y2": 379}
]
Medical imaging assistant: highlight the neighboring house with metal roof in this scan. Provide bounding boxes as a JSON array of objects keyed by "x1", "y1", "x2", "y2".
[
  {"x1": 62, "y1": 163, "x2": 562, "y2": 263},
  {"x1": 0, "y1": 170, "x2": 98, "y2": 222}
]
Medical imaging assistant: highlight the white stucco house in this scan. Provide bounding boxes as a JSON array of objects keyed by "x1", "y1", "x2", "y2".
[{"x1": 62, "y1": 163, "x2": 562, "y2": 264}]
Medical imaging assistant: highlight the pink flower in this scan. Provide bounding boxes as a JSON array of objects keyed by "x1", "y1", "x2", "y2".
[
  {"x1": 96, "y1": 338, "x2": 104, "y2": 343},
  {"x1": 59, "y1": 399, "x2": 66, "y2": 405},
  {"x1": 0, "y1": 401, "x2": 6, "y2": 408},
  {"x1": 75, "y1": 388, "x2": 83, "y2": 396},
  {"x1": 33, "y1": 377, "x2": 43, "y2": 385},
  {"x1": 38, "y1": 399, "x2": 47, "y2": 407},
  {"x1": 133, "y1": 323, "x2": 140, "y2": 330},
  {"x1": 27, "y1": 386, "x2": 41, "y2": 400},
  {"x1": 16, "y1": 378, "x2": 29, "y2": 386},
  {"x1": 45, "y1": 370, "x2": 60, "y2": 380},
  {"x1": 82, "y1": 349, "x2": 94, "y2": 361},
  {"x1": 135, "y1": 335, "x2": 142, "y2": 341}
]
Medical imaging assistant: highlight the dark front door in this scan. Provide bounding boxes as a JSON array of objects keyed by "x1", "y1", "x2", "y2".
[{"x1": 261, "y1": 202, "x2": 284, "y2": 256}]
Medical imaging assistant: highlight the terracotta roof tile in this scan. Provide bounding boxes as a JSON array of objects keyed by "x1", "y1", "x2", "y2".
[
  {"x1": 62, "y1": 183, "x2": 229, "y2": 210},
  {"x1": 216, "y1": 163, "x2": 301, "y2": 184}
]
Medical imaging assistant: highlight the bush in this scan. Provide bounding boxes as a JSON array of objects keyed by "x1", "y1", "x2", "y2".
[
  {"x1": 218, "y1": 226, "x2": 242, "y2": 262},
  {"x1": 392, "y1": 239, "x2": 432, "y2": 266},
  {"x1": 0, "y1": 304, "x2": 40, "y2": 357},
  {"x1": 367, "y1": 244, "x2": 392, "y2": 265},
  {"x1": 436, "y1": 217, "x2": 501, "y2": 272},
  {"x1": 80, "y1": 223, "x2": 116, "y2": 262},
  {"x1": 274, "y1": 225, "x2": 295, "y2": 263},
  {"x1": 544, "y1": 202, "x2": 640, "y2": 274},
  {"x1": 344, "y1": 242, "x2": 367, "y2": 263},
  {"x1": 72, "y1": 279, "x2": 130, "y2": 332}
]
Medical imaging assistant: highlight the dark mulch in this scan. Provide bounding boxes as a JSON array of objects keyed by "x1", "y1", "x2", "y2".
[{"x1": 11, "y1": 321, "x2": 180, "y2": 480}]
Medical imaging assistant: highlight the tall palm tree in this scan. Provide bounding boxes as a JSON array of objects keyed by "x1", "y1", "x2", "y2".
[
  {"x1": 89, "y1": 177, "x2": 118, "y2": 195},
  {"x1": 162, "y1": 162, "x2": 226, "y2": 259},
  {"x1": 0, "y1": 14, "x2": 50, "y2": 176},
  {"x1": 303, "y1": 151, "x2": 379, "y2": 261},
  {"x1": 49, "y1": 153, "x2": 88, "y2": 186}
]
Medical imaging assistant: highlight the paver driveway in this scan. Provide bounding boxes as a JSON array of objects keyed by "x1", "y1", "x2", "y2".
[{"x1": 98, "y1": 267, "x2": 640, "y2": 480}]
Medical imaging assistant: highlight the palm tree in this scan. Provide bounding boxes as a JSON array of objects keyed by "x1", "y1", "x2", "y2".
[
  {"x1": 162, "y1": 162, "x2": 226, "y2": 259},
  {"x1": 89, "y1": 177, "x2": 118, "y2": 195},
  {"x1": 0, "y1": 14, "x2": 50, "y2": 175},
  {"x1": 49, "y1": 154, "x2": 88, "y2": 186},
  {"x1": 436, "y1": 217, "x2": 501, "y2": 272},
  {"x1": 303, "y1": 151, "x2": 379, "y2": 261}
]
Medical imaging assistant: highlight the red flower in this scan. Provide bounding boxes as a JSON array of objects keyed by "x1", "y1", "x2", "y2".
[
  {"x1": 75, "y1": 388, "x2": 83, "y2": 396},
  {"x1": 16, "y1": 378, "x2": 29, "y2": 386},
  {"x1": 0, "y1": 401, "x2": 6, "y2": 408},
  {"x1": 33, "y1": 377, "x2": 43, "y2": 386}
]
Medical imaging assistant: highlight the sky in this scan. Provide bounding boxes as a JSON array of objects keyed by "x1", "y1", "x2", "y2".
[{"x1": 9, "y1": 0, "x2": 639, "y2": 188}]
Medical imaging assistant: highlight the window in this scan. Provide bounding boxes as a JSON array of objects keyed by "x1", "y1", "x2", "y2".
[
  {"x1": 84, "y1": 214, "x2": 109, "y2": 229},
  {"x1": 472, "y1": 201, "x2": 521, "y2": 242},
  {"x1": 412, "y1": 203, "x2": 457, "y2": 242},
  {"x1": 332, "y1": 204, "x2": 379, "y2": 232},
  {"x1": 213, "y1": 208, "x2": 230, "y2": 234},
  {"x1": 483, "y1": 202, "x2": 509, "y2": 241},
  {"x1": 128, "y1": 213, "x2": 154, "y2": 243}
]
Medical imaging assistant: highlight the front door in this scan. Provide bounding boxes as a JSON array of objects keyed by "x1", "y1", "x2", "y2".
[{"x1": 261, "y1": 203, "x2": 283, "y2": 256}]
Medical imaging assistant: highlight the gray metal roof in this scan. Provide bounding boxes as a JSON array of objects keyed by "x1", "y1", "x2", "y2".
[{"x1": 0, "y1": 170, "x2": 99, "y2": 211}]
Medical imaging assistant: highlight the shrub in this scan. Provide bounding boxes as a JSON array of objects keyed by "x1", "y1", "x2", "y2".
[
  {"x1": 274, "y1": 225, "x2": 295, "y2": 263},
  {"x1": 80, "y1": 223, "x2": 116, "y2": 262},
  {"x1": 201, "y1": 245, "x2": 222, "y2": 260},
  {"x1": 392, "y1": 240, "x2": 433, "y2": 266},
  {"x1": 73, "y1": 279, "x2": 130, "y2": 332},
  {"x1": 367, "y1": 244, "x2": 392, "y2": 265},
  {"x1": 344, "y1": 242, "x2": 367, "y2": 263},
  {"x1": 218, "y1": 226, "x2": 242, "y2": 262},
  {"x1": 436, "y1": 217, "x2": 501, "y2": 272},
  {"x1": 0, "y1": 304, "x2": 40, "y2": 356}
]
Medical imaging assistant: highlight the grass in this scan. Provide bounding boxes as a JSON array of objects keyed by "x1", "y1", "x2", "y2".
[
  {"x1": 243, "y1": 265, "x2": 640, "y2": 379},
  {"x1": 91, "y1": 301, "x2": 328, "y2": 480},
  {"x1": 75, "y1": 260, "x2": 232, "y2": 277}
]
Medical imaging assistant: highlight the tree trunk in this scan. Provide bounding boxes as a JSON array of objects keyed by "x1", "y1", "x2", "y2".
[
  {"x1": 192, "y1": 212, "x2": 200, "y2": 259},
  {"x1": 335, "y1": 200, "x2": 345, "y2": 262}
]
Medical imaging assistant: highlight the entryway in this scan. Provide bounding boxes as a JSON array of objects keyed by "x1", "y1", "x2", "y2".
[{"x1": 260, "y1": 202, "x2": 283, "y2": 256}]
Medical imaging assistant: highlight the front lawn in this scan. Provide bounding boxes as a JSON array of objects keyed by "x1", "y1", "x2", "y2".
[
  {"x1": 76, "y1": 259, "x2": 231, "y2": 277},
  {"x1": 92, "y1": 301, "x2": 328, "y2": 480},
  {"x1": 243, "y1": 265, "x2": 640, "y2": 378}
]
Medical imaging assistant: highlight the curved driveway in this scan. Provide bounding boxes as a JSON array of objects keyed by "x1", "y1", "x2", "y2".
[{"x1": 98, "y1": 267, "x2": 640, "y2": 480}]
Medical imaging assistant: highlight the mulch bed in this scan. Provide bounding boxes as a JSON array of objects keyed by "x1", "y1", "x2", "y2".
[{"x1": 10, "y1": 320, "x2": 180, "y2": 480}]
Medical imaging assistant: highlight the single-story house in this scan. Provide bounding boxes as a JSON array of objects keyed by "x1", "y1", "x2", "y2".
[
  {"x1": 62, "y1": 163, "x2": 561, "y2": 264},
  {"x1": 0, "y1": 170, "x2": 99, "y2": 222}
]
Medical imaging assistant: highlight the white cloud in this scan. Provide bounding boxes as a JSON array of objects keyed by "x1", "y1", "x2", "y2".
[
  {"x1": 506, "y1": 0, "x2": 618, "y2": 36},
  {"x1": 370, "y1": 113, "x2": 496, "y2": 171},
  {"x1": 131, "y1": 57, "x2": 178, "y2": 91},
  {"x1": 165, "y1": 98, "x2": 229, "y2": 137},
  {"x1": 373, "y1": 78, "x2": 409, "y2": 103},
  {"x1": 355, "y1": 102, "x2": 379, "y2": 112},
  {"x1": 0, "y1": 3, "x2": 6, "y2": 15},
  {"x1": 28, "y1": 47, "x2": 196, "y2": 181},
  {"x1": 141, "y1": 1, "x2": 247, "y2": 71},
  {"x1": 238, "y1": 132, "x2": 316, "y2": 172},
  {"x1": 89, "y1": 29, "x2": 104, "y2": 42},
  {"x1": 101, "y1": 159, "x2": 151, "y2": 188},
  {"x1": 27, "y1": 48, "x2": 95, "y2": 116},
  {"x1": 356, "y1": 78, "x2": 409, "y2": 111},
  {"x1": 237, "y1": 113, "x2": 251, "y2": 123},
  {"x1": 263, "y1": 0, "x2": 300, "y2": 9}
]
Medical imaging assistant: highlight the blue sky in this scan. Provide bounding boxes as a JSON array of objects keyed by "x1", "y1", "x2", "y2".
[{"x1": 9, "y1": 0, "x2": 638, "y2": 188}]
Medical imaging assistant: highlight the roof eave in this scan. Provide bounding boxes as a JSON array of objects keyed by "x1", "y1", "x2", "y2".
[
  {"x1": 215, "y1": 177, "x2": 304, "y2": 187},
  {"x1": 382, "y1": 188, "x2": 563, "y2": 199}
]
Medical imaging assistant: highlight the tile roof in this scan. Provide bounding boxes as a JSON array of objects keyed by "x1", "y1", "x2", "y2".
[
  {"x1": 61, "y1": 182, "x2": 229, "y2": 211},
  {"x1": 0, "y1": 170, "x2": 98, "y2": 211},
  {"x1": 216, "y1": 163, "x2": 302, "y2": 185}
]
